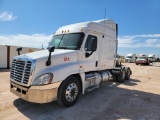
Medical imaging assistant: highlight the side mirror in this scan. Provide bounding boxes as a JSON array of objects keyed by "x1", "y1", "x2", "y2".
[
  {"x1": 85, "y1": 53, "x2": 90, "y2": 57},
  {"x1": 91, "y1": 38, "x2": 97, "y2": 51},
  {"x1": 16, "y1": 47, "x2": 22, "y2": 55},
  {"x1": 49, "y1": 46, "x2": 55, "y2": 52},
  {"x1": 46, "y1": 46, "x2": 55, "y2": 66}
]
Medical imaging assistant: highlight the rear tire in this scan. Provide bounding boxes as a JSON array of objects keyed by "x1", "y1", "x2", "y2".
[
  {"x1": 116, "y1": 68, "x2": 125, "y2": 83},
  {"x1": 112, "y1": 75, "x2": 117, "y2": 82},
  {"x1": 57, "y1": 76, "x2": 81, "y2": 107},
  {"x1": 125, "y1": 68, "x2": 131, "y2": 80}
]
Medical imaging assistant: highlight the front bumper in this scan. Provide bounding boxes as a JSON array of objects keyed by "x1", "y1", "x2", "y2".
[
  {"x1": 125, "y1": 59, "x2": 131, "y2": 62},
  {"x1": 10, "y1": 81, "x2": 61, "y2": 103},
  {"x1": 136, "y1": 61, "x2": 147, "y2": 64}
]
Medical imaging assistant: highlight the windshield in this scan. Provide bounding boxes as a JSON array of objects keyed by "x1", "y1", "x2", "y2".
[
  {"x1": 137, "y1": 57, "x2": 146, "y2": 59},
  {"x1": 126, "y1": 56, "x2": 132, "y2": 58},
  {"x1": 48, "y1": 33, "x2": 84, "y2": 50}
]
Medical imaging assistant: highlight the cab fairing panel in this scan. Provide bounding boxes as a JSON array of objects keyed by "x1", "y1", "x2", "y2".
[{"x1": 55, "y1": 19, "x2": 116, "y2": 40}]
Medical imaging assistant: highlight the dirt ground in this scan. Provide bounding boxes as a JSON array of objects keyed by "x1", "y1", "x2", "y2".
[{"x1": 0, "y1": 63, "x2": 160, "y2": 120}]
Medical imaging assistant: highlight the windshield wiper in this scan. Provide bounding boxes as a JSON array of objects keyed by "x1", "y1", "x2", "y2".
[{"x1": 58, "y1": 47, "x2": 71, "y2": 49}]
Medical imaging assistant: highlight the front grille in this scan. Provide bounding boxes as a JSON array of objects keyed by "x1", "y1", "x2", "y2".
[
  {"x1": 138, "y1": 60, "x2": 143, "y2": 62},
  {"x1": 11, "y1": 59, "x2": 32, "y2": 84}
]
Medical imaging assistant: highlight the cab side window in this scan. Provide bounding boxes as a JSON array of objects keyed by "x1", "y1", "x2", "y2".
[{"x1": 85, "y1": 35, "x2": 97, "y2": 51}]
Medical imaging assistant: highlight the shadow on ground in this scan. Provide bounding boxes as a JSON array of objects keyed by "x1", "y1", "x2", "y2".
[
  {"x1": 0, "y1": 69, "x2": 10, "y2": 72},
  {"x1": 13, "y1": 79, "x2": 160, "y2": 120}
]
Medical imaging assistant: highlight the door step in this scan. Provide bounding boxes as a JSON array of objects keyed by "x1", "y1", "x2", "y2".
[{"x1": 85, "y1": 85, "x2": 99, "y2": 92}]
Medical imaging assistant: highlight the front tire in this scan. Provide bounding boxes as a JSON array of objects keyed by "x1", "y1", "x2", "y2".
[{"x1": 57, "y1": 76, "x2": 81, "y2": 107}]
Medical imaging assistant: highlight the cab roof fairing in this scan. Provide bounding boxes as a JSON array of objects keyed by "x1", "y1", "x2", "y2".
[{"x1": 54, "y1": 19, "x2": 116, "y2": 37}]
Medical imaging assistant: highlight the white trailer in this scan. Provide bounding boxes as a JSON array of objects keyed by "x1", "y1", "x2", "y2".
[
  {"x1": 10, "y1": 19, "x2": 132, "y2": 107},
  {"x1": 125, "y1": 53, "x2": 136, "y2": 63}
]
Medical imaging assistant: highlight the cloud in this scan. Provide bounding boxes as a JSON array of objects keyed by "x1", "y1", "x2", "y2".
[
  {"x1": 0, "y1": 11, "x2": 17, "y2": 22},
  {"x1": 146, "y1": 39, "x2": 157, "y2": 44},
  {"x1": 0, "y1": 33, "x2": 160, "y2": 49},
  {"x1": 118, "y1": 34, "x2": 160, "y2": 48},
  {"x1": 145, "y1": 39, "x2": 158, "y2": 47},
  {"x1": 0, "y1": 34, "x2": 53, "y2": 48},
  {"x1": 155, "y1": 44, "x2": 160, "y2": 47}
]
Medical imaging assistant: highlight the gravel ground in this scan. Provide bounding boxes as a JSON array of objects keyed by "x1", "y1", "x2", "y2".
[{"x1": 0, "y1": 63, "x2": 160, "y2": 120}]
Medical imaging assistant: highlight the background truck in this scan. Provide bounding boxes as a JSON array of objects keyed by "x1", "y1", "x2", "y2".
[
  {"x1": 148, "y1": 54, "x2": 156, "y2": 63},
  {"x1": 135, "y1": 54, "x2": 150, "y2": 65},
  {"x1": 10, "y1": 19, "x2": 132, "y2": 107},
  {"x1": 125, "y1": 53, "x2": 136, "y2": 63}
]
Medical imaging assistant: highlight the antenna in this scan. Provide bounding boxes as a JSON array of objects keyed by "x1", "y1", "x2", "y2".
[
  {"x1": 103, "y1": 8, "x2": 106, "y2": 38},
  {"x1": 104, "y1": 8, "x2": 106, "y2": 23}
]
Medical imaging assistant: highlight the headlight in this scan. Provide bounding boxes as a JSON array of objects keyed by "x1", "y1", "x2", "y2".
[{"x1": 32, "y1": 73, "x2": 53, "y2": 85}]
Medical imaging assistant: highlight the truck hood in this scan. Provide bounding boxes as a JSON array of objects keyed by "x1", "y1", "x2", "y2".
[
  {"x1": 136, "y1": 59, "x2": 146, "y2": 61},
  {"x1": 16, "y1": 49, "x2": 78, "y2": 62},
  {"x1": 125, "y1": 58, "x2": 131, "y2": 60}
]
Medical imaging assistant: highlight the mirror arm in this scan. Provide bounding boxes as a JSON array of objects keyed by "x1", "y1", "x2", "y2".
[
  {"x1": 85, "y1": 51, "x2": 94, "y2": 57},
  {"x1": 46, "y1": 52, "x2": 52, "y2": 66},
  {"x1": 89, "y1": 51, "x2": 94, "y2": 56},
  {"x1": 16, "y1": 47, "x2": 22, "y2": 55},
  {"x1": 46, "y1": 46, "x2": 55, "y2": 66},
  {"x1": 18, "y1": 51, "x2": 20, "y2": 55}
]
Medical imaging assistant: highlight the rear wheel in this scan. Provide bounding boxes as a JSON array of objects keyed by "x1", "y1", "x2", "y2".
[
  {"x1": 57, "y1": 76, "x2": 81, "y2": 107},
  {"x1": 116, "y1": 68, "x2": 125, "y2": 83},
  {"x1": 125, "y1": 68, "x2": 131, "y2": 80},
  {"x1": 112, "y1": 75, "x2": 117, "y2": 82}
]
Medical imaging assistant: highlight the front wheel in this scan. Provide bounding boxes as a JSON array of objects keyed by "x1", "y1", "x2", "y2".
[
  {"x1": 57, "y1": 76, "x2": 81, "y2": 107},
  {"x1": 146, "y1": 63, "x2": 150, "y2": 65}
]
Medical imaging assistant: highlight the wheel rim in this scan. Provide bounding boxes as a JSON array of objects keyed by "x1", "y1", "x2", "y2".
[{"x1": 65, "y1": 83, "x2": 78, "y2": 102}]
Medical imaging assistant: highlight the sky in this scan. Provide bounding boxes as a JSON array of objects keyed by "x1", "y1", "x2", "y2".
[{"x1": 0, "y1": 0, "x2": 160, "y2": 57}]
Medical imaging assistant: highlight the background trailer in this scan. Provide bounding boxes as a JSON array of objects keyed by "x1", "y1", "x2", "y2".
[{"x1": 0, "y1": 45, "x2": 41, "y2": 69}]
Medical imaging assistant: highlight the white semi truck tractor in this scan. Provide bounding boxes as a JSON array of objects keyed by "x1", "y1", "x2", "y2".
[
  {"x1": 10, "y1": 19, "x2": 132, "y2": 107},
  {"x1": 125, "y1": 53, "x2": 136, "y2": 63},
  {"x1": 148, "y1": 54, "x2": 156, "y2": 63}
]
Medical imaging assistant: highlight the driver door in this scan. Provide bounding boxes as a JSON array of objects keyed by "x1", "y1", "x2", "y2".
[{"x1": 82, "y1": 33, "x2": 99, "y2": 72}]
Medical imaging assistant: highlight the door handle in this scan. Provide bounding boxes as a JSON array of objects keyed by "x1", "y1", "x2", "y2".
[{"x1": 96, "y1": 61, "x2": 98, "y2": 67}]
